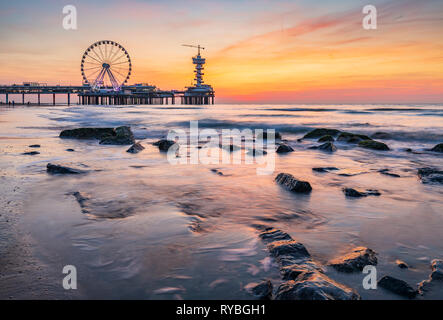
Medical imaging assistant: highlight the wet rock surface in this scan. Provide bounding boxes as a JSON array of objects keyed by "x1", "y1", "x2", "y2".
[
  {"x1": 302, "y1": 128, "x2": 341, "y2": 139},
  {"x1": 418, "y1": 259, "x2": 443, "y2": 294},
  {"x1": 328, "y1": 247, "x2": 377, "y2": 272},
  {"x1": 318, "y1": 142, "x2": 337, "y2": 152},
  {"x1": 337, "y1": 132, "x2": 371, "y2": 144},
  {"x1": 46, "y1": 163, "x2": 84, "y2": 175},
  {"x1": 99, "y1": 126, "x2": 135, "y2": 145},
  {"x1": 378, "y1": 275, "x2": 417, "y2": 298},
  {"x1": 318, "y1": 135, "x2": 334, "y2": 142},
  {"x1": 358, "y1": 140, "x2": 390, "y2": 151},
  {"x1": 60, "y1": 127, "x2": 115, "y2": 140},
  {"x1": 378, "y1": 169, "x2": 401, "y2": 177},
  {"x1": 23, "y1": 151, "x2": 40, "y2": 155},
  {"x1": 257, "y1": 226, "x2": 360, "y2": 300},
  {"x1": 153, "y1": 139, "x2": 177, "y2": 152},
  {"x1": 418, "y1": 167, "x2": 443, "y2": 184},
  {"x1": 28, "y1": 144, "x2": 40, "y2": 148},
  {"x1": 126, "y1": 142, "x2": 145, "y2": 154},
  {"x1": 343, "y1": 188, "x2": 381, "y2": 197},
  {"x1": 275, "y1": 173, "x2": 312, "y2": 193},
  {"x1": 276, "y1": 143, "x2": 294, "y2": 153},
  {"x1": 245, "y1": 280, "x2": 273, "y2": 300},
  {"x1": 396, "y1": 260, "x2": 409, "y2": 269},
  {"x1": 275, "y1": 272, "x2": 360, "y2": 300},
  {"x1": 312, "y1": 167, "x2": 339, "y2": 173},
  {"x1": 430, "y1": 143, "x2": 443, "y2": 153}
]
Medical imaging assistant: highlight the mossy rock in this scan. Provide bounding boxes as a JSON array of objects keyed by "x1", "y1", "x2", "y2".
[
  {"x1": 302, "y1": 128, "x2": 341, "y2": 139},
  {"x1": 430, "y1": 143, "x2": 443, "y2": 153},
  {"x1": 337, "y1": 132, "x2": 371, "y2": 143},
  {"x1": 358, "y1": 140, "x2": 389, "y2": 151},
  {"x1": 60, "y1": 127, "x2": 115, "y2": 140},
  {"x1": 318, "y1": 135, "x2": 334, "y2": 142}
]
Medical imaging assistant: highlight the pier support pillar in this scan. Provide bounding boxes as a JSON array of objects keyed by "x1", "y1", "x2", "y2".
[
  {"x1": 22, "y1": 93, "x2": 25, "y2": 104},
  {"x1": 38, "y1": 93, "x2": 40, "y2": 105},
  {"x1": 6, "y1": 93, "x2": 8, "y2": 104},
  {"x1": 67, "y1": 93, "x2": 70, "y2": 106},
  {"x1": 53, "y1": 94, "x2": 55, "y2": 106}
]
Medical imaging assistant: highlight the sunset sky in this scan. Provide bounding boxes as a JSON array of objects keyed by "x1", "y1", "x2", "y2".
[{"x1": 1, "y1": 0, "x2": 442, "y2": 103}]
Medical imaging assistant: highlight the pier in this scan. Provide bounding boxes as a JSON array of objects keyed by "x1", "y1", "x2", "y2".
[{"x1": 0, "y1": 40, "x2": 215, "y2": 106}]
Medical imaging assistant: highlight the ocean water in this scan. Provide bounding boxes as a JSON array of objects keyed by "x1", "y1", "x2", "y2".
[{"x1": 0, "y1": 103, "x2": 442, "y2": 299}]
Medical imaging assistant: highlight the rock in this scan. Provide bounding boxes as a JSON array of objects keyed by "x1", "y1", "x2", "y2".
[
  {"x1": 259, "y1": 228, "x2": 292, "y2": 244},
  {"x1": 378, "y1": 276, "x2": 417, "y2": 298},
  {"x1": 430, "y1": 143, "x2": 443, "y2": 153},
  {"x1": 337, "y1": 132, "x2": 371, "y2": 143},
  {"x1": 318, "y1": 135, "x2": 334, "y2": 142},
  {"x1": 275, "y1": 173, "x2": 312, "y2": 193},
  {"x1": 396, "y1": 260, "x2": 409, "y2": 269},
  {"x1": 328, "y1": 247, "x2": 377, "y2": 272},
  {"x1": 28, "y1": 144, "x2": 40, "y2": 148},
  {"x1": 66, "y1": 148, "x2": 75, "y2": 152},
  {"x1": 71, "y1": 191, "x2": 89, "y2": 212},
  {"x1": 267, "y1": 240, "x2": 311, "y2": 262},
  {"x1": 358, "y1": 140, "x2": 390, "y2": 151},
  {"x1": 46, "y1": 163, "x2": 84, "y2": 174},
  {"x1": 257, "y1": 131, "x2": 282, "y2": 140},
  {"x1": 378, "y1": 169, "x2": 400, "y2": 178},
  {"x1": 302, "y1": 128, "x2": 341, "y2": 139},
  {"x1": 60, "y1": 127, "x2": 115, "y2": 140},
  {"x1": 371, "y1": 132, "x2": 392, "y2": 139},
  {"x1": 343, "y1": 188, "x2": 380, "y2": 198},
  {"x1": 318, "y1": 142, "x2": 337, "y2": 152},
  {"x1": 418, "y1": 259, "x2": 443, "y2": 294},
  {"x1": 23, "y1": 151, "x2": 40, "y2": 155},
  {"x1": 153, "y1": 139, "x2": 177, "y2": 152},
  {"x1": 418, "y1": 167, "x2": 443, "y2": 184},
  {"x1": 126, "y1": 142, "x2": 145, "y2": 154},
  {"x1": 276, "y1": 143, "x2": 294, "y2": 153},
  {"x1": 281, "y1": 261, "x2": 324, "y2": 280},
  {"x1": 99, "y1": 126, "x2": 135, "y2": 145},
  {"x1": 312, "y1": 167, "x2": 339, "y2": 173},
  {"x1": 245, "y1": 280, "x2": 273, "y2": 300},
  {"x1": 210, "y1": 168, "x2": 224, "y2": 176},
  {"x1": 275, "y1": 272, "x2": 360, "y2": 300}
]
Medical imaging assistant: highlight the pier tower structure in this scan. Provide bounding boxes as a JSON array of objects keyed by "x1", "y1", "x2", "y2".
[{"x1": 181, "y1": 44, "x2": 215, "y2": 105}]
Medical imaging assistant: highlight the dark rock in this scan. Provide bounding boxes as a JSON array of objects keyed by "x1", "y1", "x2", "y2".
[
  {"x1": 318, "y1": 135, "x2": 334, "y2": 142},
  {"x1": 28, "y1": 144, "x2": 40, "y2": 148},
  {"x1": 275, "y1": 272, "x2": 360, "y2": 300},
  {"x1": 302, "y1": 128, "x2": 341, "y2": 139},
  {"x1": 378, "y1": 276, "x2": 417, "y2": 298},
  {"x1": 259, "y1": 228, "x2": 292, "y2": 244},
  {"x1": 405, "y1": 148, "x2": 413, "y2": 153},
  {"x1": 418, "y1": 259, "x2": 443, "y2": 294},
  {"x1": 267, "y1": 240, "x2": 311, "y2": 262},
  {"x1": 71, "y1": 191, "x2": 89, "y2": 212},
  {"x1": 318, "y1": 142, "x2": 337, "y2": 152},
  {"x1": 46, "y1": 163, "x2": 83, "y2": 174},
  {"x1": 430, "y1": 143, "x2": 443, "y2": 153},
  {"x1": 328, "y1": 247, "x2": 377, "y2": 272},
  {"x1": 23, "y1": 151, "x2": 40, "y2": 155},
  {"x1": 396, "y1": 260, "x2": 409, "y2": 269},
  {"x1": 153, "y1": 139, "x2": 177, "y2": 152},
  {"x1": 378, "y1": 169, "x2": 400, "y2": 178},
  {"x1": 210, "y1": 168, "x2": 224, "y2": 176},
  {"x1": 343, "y1": 188, "x2": 381, "y2": 198},
  {"x1": 337, "y1": 132, "x2": 371, "y2": 143},
  {"x1": 281, "y1": 261, "x2": 324, "y2": 280},
  {"x1": 418, "y1": 167, "x2": 443, "y2": 184},
  {"x1": 66, "y1": 148, "x2": 75, "y2": 152},
  {"x1": 276, "y1": 143, "x2": 294, "y2": 153},
  {"x1": 257, "y1": 131, "x2": 282, "y2": 140},
  {"x1": 126, "y1": 142, "x2": 145, "y2": 154},
  {"x1": 371, "y1": 132, "x2": 392, "y2": 140},
  {"x1": 60, "y1": 127, "x2": 115, "y2": 140},
  {"x1": 99, "y1": 126, "x2": 135, "y2": 145},
  {"x1": 312, "y1": 167, "x2": 339, "y2": 173},
  {"x1": 245, "y1": 280, "x2": 273, "y2": 300},
  {"x1": 358, "y1": 140, "x2": 390, "y2": 151},
  {"x1": 275, "y1": 173, "x2": 312, "y2": 193}
]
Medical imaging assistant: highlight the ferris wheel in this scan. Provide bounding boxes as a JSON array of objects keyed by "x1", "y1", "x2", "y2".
[{"x1": 81, "y1": 40, "x2": 131, "y2": 91}]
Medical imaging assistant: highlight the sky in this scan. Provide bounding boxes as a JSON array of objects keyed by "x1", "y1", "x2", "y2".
[{"x1": 0, "y1": 0, "x2": 442, "y2": 103}]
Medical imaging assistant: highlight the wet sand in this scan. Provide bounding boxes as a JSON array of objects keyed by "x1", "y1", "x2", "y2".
[{"x1": 0, "y1": 104, "x2": 442, "y2": 299}]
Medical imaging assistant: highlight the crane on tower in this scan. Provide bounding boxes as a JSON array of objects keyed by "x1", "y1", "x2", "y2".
[{"x1": 182, "y1": 44, "x2": 205, "y2": 55}]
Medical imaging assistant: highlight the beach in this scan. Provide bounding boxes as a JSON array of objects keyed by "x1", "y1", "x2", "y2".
[{"x1": 0, "y1": 103, "x2": 442, "y2": 299}]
